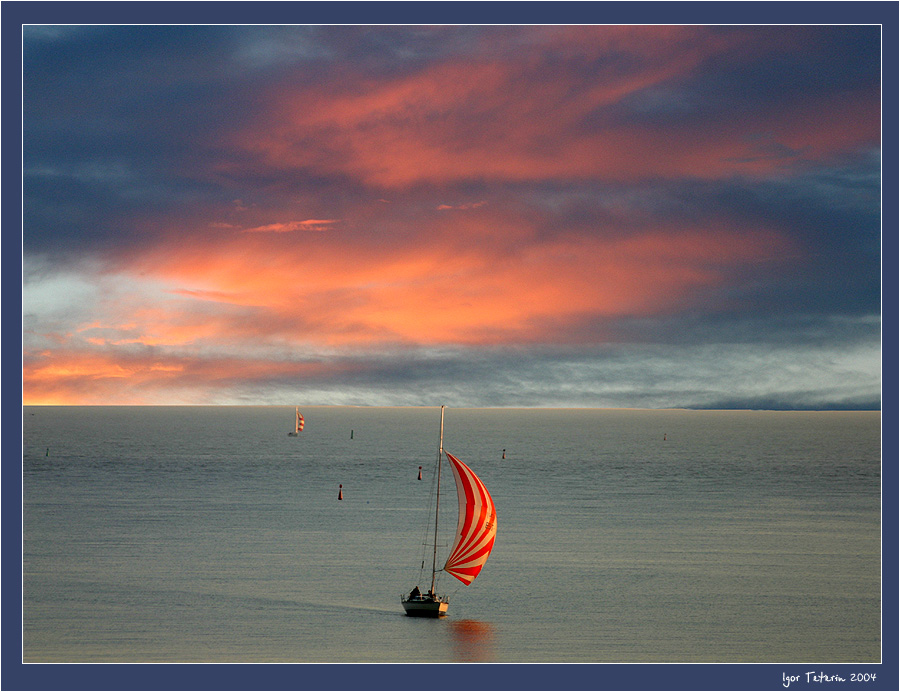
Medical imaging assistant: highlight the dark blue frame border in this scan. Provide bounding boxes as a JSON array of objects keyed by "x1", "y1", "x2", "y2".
[
  {"x1": 0, "y1": 0, "x2": 898, "y2": 25},
  {"x1": 4, "y1": 2, "x2": 896, "y2": 690}
]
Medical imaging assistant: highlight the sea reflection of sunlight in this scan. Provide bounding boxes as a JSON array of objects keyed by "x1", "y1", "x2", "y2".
[{"x1": 450, "y1": 619, "x2": 495, "y2": 662}]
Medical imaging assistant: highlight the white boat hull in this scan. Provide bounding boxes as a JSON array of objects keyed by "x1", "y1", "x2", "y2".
[{"x1": 401, "y1": 597, "x2": 449, "y2": 617}]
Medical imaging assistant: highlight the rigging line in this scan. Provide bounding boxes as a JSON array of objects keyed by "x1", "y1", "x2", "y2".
[
  {"x1": 419, "y1": 453, "x2": 440, "y2": 566},
  {"x1": 411, "y1": 422, "x2": 442, "y2": 586},
  {"x1": 430, "y1": 405, "x2": 445, "y2": 594},
  {"x1": 409, "y1": 406, "x2": 448, "y2": 589}
]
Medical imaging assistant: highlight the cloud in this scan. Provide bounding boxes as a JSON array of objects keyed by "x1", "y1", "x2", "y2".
[
  {"x1": 225, "y1": 27, "x2": 878, "y2": 190},
  {"x1": 20, "y1": 25, "x2": 882, "y2": 408},
  {"x1": 437, "y1": 201, "x2": 486, "y2": 211},
  {"x1": 243, "y1": 219, "x2": 339, "y2": 233},
  {"x1": 22, "y1": 327, "x2": 881, "y2": 408},
  {"x1": 22, "y1": 345, "x2": 363, "y2": 405},
  {"x1": 80, "y1": 211, "x2": 794, "y2": 349}
]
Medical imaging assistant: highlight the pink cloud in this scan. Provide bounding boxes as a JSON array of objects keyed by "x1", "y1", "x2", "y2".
[
  {"x1": 222, "y1": 26, "x2": 876, "y2": 190},
  {"x1": 87, "y1": 208, "x2": 795, "y2": 351},
  {"x1": 243, "y1": 219, "x2": 339, "y2": 233},
  {"x1": 23, "y1": 197, "x2": 798, "y2": 404},
  {"x1": 437, "y1": 201, "x2": 487, "y2": 211},
  {"x1": 23, "y1": 348, "x2": 358, "y2": 405}
]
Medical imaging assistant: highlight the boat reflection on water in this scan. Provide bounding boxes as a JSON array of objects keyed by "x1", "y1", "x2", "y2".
[{"x1": 450, "y1": 619, "x2": 495, "y2": 662}]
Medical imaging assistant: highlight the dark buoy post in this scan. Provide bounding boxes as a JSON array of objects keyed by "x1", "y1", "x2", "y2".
[
  {"x1": 351, "y1": 430, "x2": 354, "y2": 439},
  {"x1": 338, "y1": 484, "x2": 343, "y2": 500},
  {"x1": 418, "y1": 466, "x2": 422, "y2": 480}
]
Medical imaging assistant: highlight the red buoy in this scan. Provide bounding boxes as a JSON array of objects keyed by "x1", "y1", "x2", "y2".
[
  {"x1": 338, "y1": 484, "x2": 343, "y2": 500},
  {"x1": 418, "y1": 466, "x2": 422, "y2": 480}
]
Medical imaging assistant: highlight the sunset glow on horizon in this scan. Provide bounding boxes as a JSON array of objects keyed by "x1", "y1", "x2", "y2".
[{"x1": 23, "y1": 22, "x2": 882, "y2": 408}]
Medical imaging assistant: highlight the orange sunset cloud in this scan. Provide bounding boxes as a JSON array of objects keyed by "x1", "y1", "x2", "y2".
[
  {"x1": 23, "y1": 348, "x2": 359, "y2": 405},
  {"x1": 244, "y1": 219, "x2": 338, "y2": 233},
  {"x1": 92, "y1": 212, "x2": 793, "y2": 350},
  {"x1": 224, "y1": 27, "x2": 877, "y2": 189}
]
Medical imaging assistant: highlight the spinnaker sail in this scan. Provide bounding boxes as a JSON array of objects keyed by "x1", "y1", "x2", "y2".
[
  {"x1": 288, "y1": 407, "x2": 305, "y2": 436},
  {"x1": 443, "y1": 452, "x2": 497, "y2": 586}
]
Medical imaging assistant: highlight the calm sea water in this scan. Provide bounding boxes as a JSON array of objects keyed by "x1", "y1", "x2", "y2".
[{"x1": 22, "y1": 406, "x2": 881, "y2": 665}]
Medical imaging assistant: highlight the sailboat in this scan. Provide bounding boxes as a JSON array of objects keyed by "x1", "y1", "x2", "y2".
[
  {"x1": 401, "y1": 406, "x2": 497, "y2": 617},
  {"x1": 288, "y1": 407, "x2": 304, "y2": 436}
]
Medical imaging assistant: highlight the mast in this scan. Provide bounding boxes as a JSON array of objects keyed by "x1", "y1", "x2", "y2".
[{"x1": 430, "y1": 405, "x2": 444, "y2": 593}]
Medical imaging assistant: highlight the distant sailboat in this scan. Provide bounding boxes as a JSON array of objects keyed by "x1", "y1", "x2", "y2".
[
  {"x1": 401, "y1": 406, "x2": 497, "y2": 617},
  {"x1": 288, "y1": 407, "x2": 304, "y2": 436}
]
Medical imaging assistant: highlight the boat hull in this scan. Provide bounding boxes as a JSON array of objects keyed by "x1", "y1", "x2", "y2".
[
  {"x1": 288, "y1": 432, "x2": 299, "y2": 436},
  {"x1": 401, "y1": 598, "x2": 449, "y2": 617}
]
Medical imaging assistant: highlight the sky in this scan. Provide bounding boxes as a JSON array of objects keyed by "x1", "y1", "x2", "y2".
[{"x1": 21, "y1": 23, "x2": 882, "y2": 408}]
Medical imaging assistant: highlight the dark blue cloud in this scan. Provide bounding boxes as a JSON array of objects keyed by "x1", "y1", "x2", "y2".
[{"x1": 611, "y1": 25, "x2": 881, "y2": 127}]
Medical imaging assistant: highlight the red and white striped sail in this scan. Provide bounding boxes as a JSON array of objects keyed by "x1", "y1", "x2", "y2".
[
  {"x1": 297, "y1": 412, "x2": 304, "y2": 431},
  {"x1": 443, "y1": 452, "x2": 497, "y2": 586}
]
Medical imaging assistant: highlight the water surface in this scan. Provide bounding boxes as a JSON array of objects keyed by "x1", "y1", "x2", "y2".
[{"x1": 23, "y1": 406, "x2": 881, "y2": 663}]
